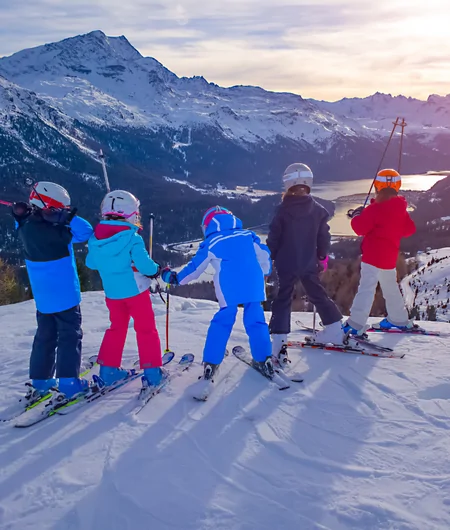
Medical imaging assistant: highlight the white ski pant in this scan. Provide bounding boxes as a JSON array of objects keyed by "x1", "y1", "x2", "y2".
[{"x1": 348, "y1": 262, "x2": 409, "y2": 330}]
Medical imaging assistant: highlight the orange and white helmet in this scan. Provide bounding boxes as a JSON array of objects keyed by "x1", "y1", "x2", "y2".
[{"x1": 374, "y1": 169, "x2": 401, "y2": 193}]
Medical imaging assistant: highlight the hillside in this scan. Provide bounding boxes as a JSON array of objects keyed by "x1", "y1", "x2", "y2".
[
  {"x1": 402, "y1": 248, "x2": 450, "y2": 322},
  {"x1": 1, "y1": 292, "x2": 450, "y2": 529}
]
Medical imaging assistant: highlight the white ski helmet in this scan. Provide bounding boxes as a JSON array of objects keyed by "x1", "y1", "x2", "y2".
[
  {"x1": 101, "y1": 190, "x2": 140, "y2": 225},
  {"x1": 282, "y1": 163, "x2": 313, "y2": 192},
  {"x1": 29, "y1": 182, "x2": 71, "y2": 209}
]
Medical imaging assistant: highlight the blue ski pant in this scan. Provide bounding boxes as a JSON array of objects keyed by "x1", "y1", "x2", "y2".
[
  {"x1": 29, "y1": 305, "x2": 83, "y2": 380},
  {"x1": 203, "y1": 302, "x2": 271, "y2": 365}
]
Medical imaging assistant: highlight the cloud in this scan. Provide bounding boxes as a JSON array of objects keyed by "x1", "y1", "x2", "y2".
[{"x1": 0, "y1": 0, "x2": 449, "y2": 100}]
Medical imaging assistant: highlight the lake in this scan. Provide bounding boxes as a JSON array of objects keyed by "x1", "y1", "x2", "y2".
[{"x1": 314, "y1": 174, "x2": 448, "y2": 236}]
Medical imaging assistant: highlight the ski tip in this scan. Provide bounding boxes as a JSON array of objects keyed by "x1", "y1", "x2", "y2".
[
  {"x1": 180, "y1": 353, "x2": 195, "y2": 363},
  {"x1": 162, "y1": 351, "x2": 175, "y2": 364}
]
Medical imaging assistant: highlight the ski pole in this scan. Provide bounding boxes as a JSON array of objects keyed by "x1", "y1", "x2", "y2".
[
  {"x1": 27, "y1": 180, "x2": 47, "y2": 208},
  {"x1": 165, "y1": 286, "x2": 172, "y2": 353},
  {"x1": 398, "y1": 118, "x2": 407, "y2": 173},
  {"x1": 312, "y1": 306, "x2": 317, "y2": 334},
  {"x1": 362, "y1": 117, "x2": 402, "y2": 208},
  {"x1": 99, "y1": 150, "x2": 111, "y2": 193},
  {"x1": 149, "y1": 213, "x2": 155, "y2": 259},
  {"x1": 0, "y1": 200, "x2": 12, "y2": 207}
]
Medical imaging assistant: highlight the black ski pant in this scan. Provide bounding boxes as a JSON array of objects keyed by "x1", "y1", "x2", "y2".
[
  {"x1": 269, "y1": 271, "x2": 342, "y2": 334},
  {"x1": 30, "y1": 305, "x2": 83, "y2": 380}
]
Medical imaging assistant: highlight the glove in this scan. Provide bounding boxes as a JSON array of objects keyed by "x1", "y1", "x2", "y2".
[
  {"x1": 146, "y1": 263, "x2": 161, "y2": 280},
  {"x1": 41, "y1": 207, "x2": 77, "y2": 225},
  {"x1": 161, "y1": 267, "x2": 179, "y2": 285},
  {"x1": 318, "y1": 256, "x2": 329, "y2": 272},
  {"x1": 11, "y1": 201, "x2": 32, "y2": 221},
  {"x1": 347, "y1": 206, "x2": 364, "y2": 219}
]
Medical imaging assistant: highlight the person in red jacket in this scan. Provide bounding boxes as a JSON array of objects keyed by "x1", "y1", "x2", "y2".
[{"x1": 343, "y1": 169, "x2": 416, "y2": 334}]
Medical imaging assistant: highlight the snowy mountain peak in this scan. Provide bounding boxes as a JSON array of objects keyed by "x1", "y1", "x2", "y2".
[{"x1": 0, "y1": 30, "x2": 146, "y2": 81}]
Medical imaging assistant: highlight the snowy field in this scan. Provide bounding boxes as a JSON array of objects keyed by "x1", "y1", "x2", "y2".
[{"x1": 1, "y1": 292, "x2": 450, "y2": 529}]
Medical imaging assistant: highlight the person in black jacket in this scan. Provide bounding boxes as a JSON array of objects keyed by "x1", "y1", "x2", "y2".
[
  {"x1": 12, "y1": 182, "x2": 93, "y2": 402},
  {"x1": 267, "y1": 163, "x2": 343, "y2": 357}
]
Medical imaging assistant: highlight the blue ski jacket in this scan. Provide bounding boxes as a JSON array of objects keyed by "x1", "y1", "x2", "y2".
[
  {"x1": 86, "y1": 220, "x2": 159, "y2": 300},
  {"x1": 177, "y1": 214, "x2": 271, "y2": 307},
  {"x1": 16, "y1": 211, "x2": 93, "y2": 314}
]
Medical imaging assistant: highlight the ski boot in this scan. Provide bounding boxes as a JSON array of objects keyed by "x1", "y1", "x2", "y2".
[
  {"x1": 252, "y1": 356, "x2": 275, "y2": 379},
  {"x1": 271, "y1": 334, "x2": 289, "y2": 366},
  {"x1": 342, "y1": 321, "x2": 369, "y2": 340},
  {"x1": 58, "y1": 378, "x2": 89, "y2": 399},
  {"x1": 315, "y1": 321, "x2": 345, "y2": 345},
  {"x1": 99, "y1": 366, "x2": 129, "y2": 387},
  {"x1": 21, "y1": 378, "x2": 57, "y2": 408},
  {"x1": 202, "y1": 362, "x2": 219, "y2": 382},
  {"x1": 30, "y1": 378, "x2": 57, "y2": 397},
  {"x1": 139, "y1": 367, "x2": 167, "y2": 401},
  {"x1": 372, "y1": 318, "x2": 414, "y2": 331},
  {"x1": 192, "y1": 363, "x2": 219, "y2": 401},
  {"x1": 143, "y1": 367, "x2": 165, "y2": 387}
]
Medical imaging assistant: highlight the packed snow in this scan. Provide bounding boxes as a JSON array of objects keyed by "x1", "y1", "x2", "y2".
[{"x1": 1, "y1": 292, "x2": 450, "y2": 529}]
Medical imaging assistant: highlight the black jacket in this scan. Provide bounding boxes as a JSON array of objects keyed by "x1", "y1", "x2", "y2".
[
  {"x1": 267, "y1": 195, "x2": 331, "y2": 275},
  {"x1": 16, "y1": 209, "x2": 73, "y2": 262}
]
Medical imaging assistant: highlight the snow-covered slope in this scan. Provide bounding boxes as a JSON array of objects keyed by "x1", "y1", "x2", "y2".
[
  {"x1": 0, "y1": 75, "x2": 98, "y2": 168},
  {"x1": 402, "y1": 247, "x2": 450, "y2": 321},
  {"x1": 1, "y1": 292, "x2": 450, "y2": 529}
]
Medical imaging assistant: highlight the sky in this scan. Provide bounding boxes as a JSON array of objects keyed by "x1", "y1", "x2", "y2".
[{"x1": 0, "y1": 0, "x2": 449, "y2": 101}]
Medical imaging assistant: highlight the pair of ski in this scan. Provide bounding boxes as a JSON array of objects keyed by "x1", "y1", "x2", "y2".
[
  {"x1": 294, "y1": 320, "x2": 439, "y2": 358},
  {"x1": 297, "y1": 319, "x2": 441, "y2": 338},
  {"x1": 233, "y1": 346, "x2": 304, "y2": 389},
  {"x1": 192, "y1": 346, "x2": 304, "y2": 401},
  {"x1": 0, "y1": 358, "x2": 99, "y2": 424},
  {"x1": 12, "y1": 352, "x2": 194, "y2": 428}
]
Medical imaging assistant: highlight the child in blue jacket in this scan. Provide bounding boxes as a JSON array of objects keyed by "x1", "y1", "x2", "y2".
[
  {"x1": 162, "y1": 206, "x2": 274, "y2": 381},
  {"x1": 12, "y1": 182, "x2": 93, "y2": 400},
  {"x1": 86, "y1": 190, "x2": 163, "y2": 389}
]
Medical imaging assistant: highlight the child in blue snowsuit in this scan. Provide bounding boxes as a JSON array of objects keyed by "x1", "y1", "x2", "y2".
[
  {"x1": 162, "y1": 206, "x2": 274, "y2": 379},
  {"x1": 12, "y1": 182, "x2": 93, "y2": 399}
]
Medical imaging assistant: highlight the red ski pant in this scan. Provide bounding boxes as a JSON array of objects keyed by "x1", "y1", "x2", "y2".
[{"x1": 98, "y1": 291, "x2": 162, "y2": 369}]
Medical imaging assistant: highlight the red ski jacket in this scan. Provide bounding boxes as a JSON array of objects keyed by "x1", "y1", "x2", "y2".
[{"x1": 351, "y1": 196, "x2": 416, "y2": 269}]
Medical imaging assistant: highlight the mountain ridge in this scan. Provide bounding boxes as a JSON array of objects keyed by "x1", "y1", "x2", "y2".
[{"x1": 0, "y1": 30, "x2": 449, "y2": 252}]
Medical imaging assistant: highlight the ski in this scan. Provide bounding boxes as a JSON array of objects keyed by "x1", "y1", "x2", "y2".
[
  {"x1": 366, "y1": 326, "x2": 441, "y2": 336},
  {"x1": 56, "y1": 351, "x2": 175, "y2": 417},
  {"x1": 296, "y1": 318, "x2": 442, "y2": 339},
  {"x1": 1, "y1": 358, "x2": 98, "y2": 423},
  {"x1": 295, "y1": 320, "x2": 394, "y2": 353},
  {"x1": 290, "y1": 338, "x2": 405, "y2": 359},
  {"x1": 14, "y1": 352, "x2": 174, "y2": 428},
  {"x1": 133, "y1": 353, "x2": 195, "y2": 415},
  {"x1": 233, "y1": 346, "x2": 304, "y2": 389}
]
